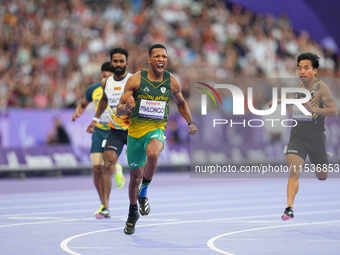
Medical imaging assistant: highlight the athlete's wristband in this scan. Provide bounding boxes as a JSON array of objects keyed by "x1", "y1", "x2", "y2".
[
  {"x1": 92, "y1": 117, "x2": 100, "y2": 123},
  {"x1": 188, "y1": 121, "x2": 194, "y2": 126}
]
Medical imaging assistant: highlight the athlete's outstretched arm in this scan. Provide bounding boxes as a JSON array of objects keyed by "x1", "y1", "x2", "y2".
[
  {"x1": 305, "y1": 84, "x2": 338, "y2": 116},
  {"x1": 86, "y1": 78, "x2": 109, "y2": 133},
  {"x1": 72, "y1": 97, "x2": 89, "y2": 121},
  {"x1": 73, "y1": 78, "x2": 108, "y2": 121},
  {"x1": 94, "y1": 77, "x2": 110, "y2": 119},
  {"x1": 95, "y1": 92, "x2": 108, "y2": 119},
  {"x1": 170, "y1": 75, "x2": 198, "y2": 134},
  {"x1": 117, "y1": 72, "x2": 140, "y2": 116}
]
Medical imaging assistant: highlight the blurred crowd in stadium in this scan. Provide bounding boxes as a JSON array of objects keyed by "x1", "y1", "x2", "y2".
[{"x1": 1, "y1": 0, "x2": 339, "y2": 109}]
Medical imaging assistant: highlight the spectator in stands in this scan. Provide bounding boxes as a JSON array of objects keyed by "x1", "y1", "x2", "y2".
[
  {"x1": 46, "y1": 117, "x2": 71, "y2": 145},
  {"x1": 0, "y1": 0, "x2": 338, "y2": 109}
]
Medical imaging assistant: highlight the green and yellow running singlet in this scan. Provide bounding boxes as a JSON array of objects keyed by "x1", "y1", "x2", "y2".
[
  {"x1": 85, "y1": 82, "x2": 111, "y2": 130},
  {"x1": 128, "y1": 70, "x2": 171, "y2": 138}
]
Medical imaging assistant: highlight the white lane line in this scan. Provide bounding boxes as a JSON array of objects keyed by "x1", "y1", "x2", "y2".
[
  {"x1": 137, "y1": 218, "x2": 178, "y2": 222},
  {"x1": 222, "y1": 238, "x2": 340, "y2": 242},
  {"x1": 0, "y1": 196, "x2": 280, "y2": 210},
  {"x1": 1, "y1": 199, "x2": 340, "y2": 218},
  {"x1": 60, "y1": 221, "x2": 210, "y2": 255},
  {"x1": 60, "y1": 210, "x2": 340, "y2": 255},
  {"x1": 243, "y1": 220, "x2": 283, "y2": 224},
  {"x1": 0, "y1": 201, "x2": 98, "y2": 210},
  {"x1": 0, "y1": 209, "x2": 97, "y2": 217},
  {"x1": 0, "y1": 216, "x2": 175, "y2": 228},
  {"x1": 0, "y1": 197, "x2": 284, "y2": 215},
  {"x1": 0, "y1": 218, "x2": 94, "y2": 229},
  {"x1": 8, "y1": 216, "x2": 63, "y2": 220},
  {"x1": 207, "y1": 220, "x2": 340, "y2": 255},
  {"x1": 0, "y1": 195, "x2": 100, "y2": 204},
  {"x1": 71, "y1": 246, "x2": 206, "y2": 250},
  {"x1": 0, "y1": 192, "x2": 332, "y2": 210},
  {"x1": 2, "y1": 204, "x2": 340, "y2": 228},
  {"x1": 145, "y1": 201, "x2": 340, "y2": 217},
  {"x1": 69, "y1": 247, "x2": 115, "y2": 250},
  {"x1": 0, "y1": 192, "x2": 276, "y2": 207},
  {"x1": 0, "y1": 192, "x2": 247, "y2": 204}
]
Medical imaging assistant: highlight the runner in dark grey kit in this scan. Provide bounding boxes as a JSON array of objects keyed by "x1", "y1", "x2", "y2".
[{"x1": 282, "y1": 52, "x2": 338, "y2": 220}]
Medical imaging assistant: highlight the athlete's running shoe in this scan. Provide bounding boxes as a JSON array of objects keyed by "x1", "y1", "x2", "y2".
[
  {"x1": 281, "y1": 207, "x2": 294, "y2": 221},
  {"x1": 96, "y1": 208, "x2": 110, "y2": 219},
  {"x1": 114, "y1": 164, "x2": 126, "y2": 189},
  {"x1": 124, "y1": 207, "x2": 139, "y2": 235},
  {"x1": 138, "y1": 196, "x2": 150, "y2": 216},
  {"x1": 94, "y1": 205, "x2": 104, "y2": 216}
]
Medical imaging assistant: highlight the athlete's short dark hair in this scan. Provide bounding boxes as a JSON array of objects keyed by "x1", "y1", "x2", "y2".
[
  {"x1": 297, "y1": 52, "x2": 320, "y2": 69},
  {"x1": 101, "y1": 61, "x2": 114, "y2": 72},
  {"x1": 148, "y1": 44, "x2": 167, "y2": 56},
  {"x1": 110, "y1": 47, "x2": 129, "y2": 60}
]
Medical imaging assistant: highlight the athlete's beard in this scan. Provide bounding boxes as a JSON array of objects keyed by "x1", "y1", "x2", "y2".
[{"x1": 113, "y1": 66, "x2": 126, "y2": 77}]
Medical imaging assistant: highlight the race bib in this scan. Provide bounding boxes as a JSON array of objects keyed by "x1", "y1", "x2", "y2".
[
  {"x1": 108, "y1": 97, "x2": 120, "y2": 109},
  {"x1": 138, "y1": 99, "x2": 166, "y2": 119}
]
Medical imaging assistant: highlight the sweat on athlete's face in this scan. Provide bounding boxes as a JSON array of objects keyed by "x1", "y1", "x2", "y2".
[{"x1": 149, "y1": 48, "x2": 168, "y2": 67}]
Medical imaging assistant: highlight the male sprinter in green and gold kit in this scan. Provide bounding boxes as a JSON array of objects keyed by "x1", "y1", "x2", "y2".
[
  {"x1": 72, "y1": 61, "x2": 125, "y2": 219},
  {"x1": 117, "y1": 44, "x2": 198, "y2": 234},
  {"x1": 87, "y1": 48, "x2": 131, "y2": 218},
  {"x1": 282, "y1": 53, "x2": 338, "y2": 220}
]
